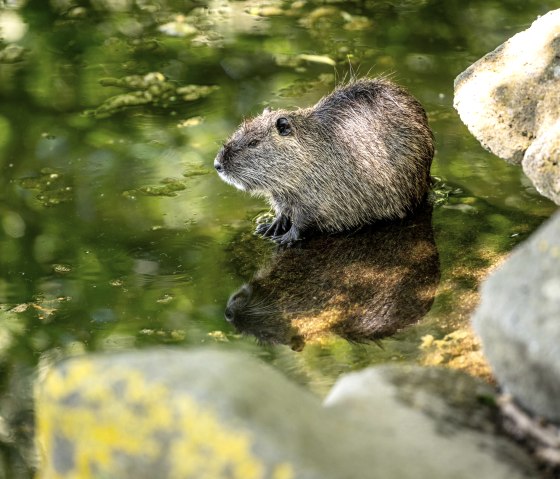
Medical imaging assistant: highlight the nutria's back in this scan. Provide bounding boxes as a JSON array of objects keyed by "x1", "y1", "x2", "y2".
[{"x1": 215, "y1": 78, "x2": 434, "y2": 244}]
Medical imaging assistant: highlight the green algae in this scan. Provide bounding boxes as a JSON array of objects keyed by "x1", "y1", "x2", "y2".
[{"x1": 89, "y1": 73, "x2": 219, "y2": 118}]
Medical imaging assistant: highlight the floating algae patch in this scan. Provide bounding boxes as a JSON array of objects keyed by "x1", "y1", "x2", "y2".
[
  {"x1": 88, "y1": 72, "x2": 219, "y2": 119},
  {"x1": 176, "y1": 85, "x2": 219, "y2": 101},
  {"x1": 124, "y1": 178, "x2": 187, "y2": 198},
  {"x1": 182, "y1": 165, "x2": 212, "y2": 178},
  {"x1": 430, "y1": 177, "x2": 464, "y2": 208},
  {"x1": 122, "y1": 167, "x2": 211, "y2": 197},
  {"x1": 18, "y1": 169, "x2": 73, "y2": 206}
]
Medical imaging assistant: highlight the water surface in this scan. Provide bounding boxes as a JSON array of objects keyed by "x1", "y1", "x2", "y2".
[{"x1": 0, "y1": 1, "x2": 557, "y2": 473}]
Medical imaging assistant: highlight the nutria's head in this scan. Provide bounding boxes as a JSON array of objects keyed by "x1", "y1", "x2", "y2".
[
  {"x1": 225, "y1": 282, "x2": 304, "y2": 350},
  {"x1": 214, "y1": 108, "x2": 310, "y2": 194}
]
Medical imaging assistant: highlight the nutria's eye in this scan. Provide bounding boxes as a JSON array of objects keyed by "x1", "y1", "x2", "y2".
[
  {"x1": 248, "y1": 139, "x2": 259, "y2": 148},
  {"x1": 276, "y1": 117, "x2": 292, "y2": 136}
]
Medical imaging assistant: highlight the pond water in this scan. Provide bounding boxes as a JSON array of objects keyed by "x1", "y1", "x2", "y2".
[{"x1": 0, "y1": 0, "x2": 558, "y2": 473}]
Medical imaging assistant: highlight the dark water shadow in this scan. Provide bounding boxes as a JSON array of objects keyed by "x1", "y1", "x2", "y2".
[{"x1": 225, "y1": 204, "x2": 440, "y2": 350}]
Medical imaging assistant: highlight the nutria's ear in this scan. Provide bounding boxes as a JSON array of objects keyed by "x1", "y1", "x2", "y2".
[
  {"x1": 262, "y1": 106, "x2": 272, "y2": 114},
  {"x1": 276, "y1": 117, "x2": 292, "y2": 136}
]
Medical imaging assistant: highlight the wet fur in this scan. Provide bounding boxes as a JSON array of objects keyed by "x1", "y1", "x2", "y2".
[{"x1": 215, "y1": 78, "x2": 434, "y2": 244}]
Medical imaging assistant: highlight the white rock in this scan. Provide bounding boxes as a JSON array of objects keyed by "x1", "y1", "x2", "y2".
[{"x1": 454, "y1": 9, "x2": 560, "y2": 205}]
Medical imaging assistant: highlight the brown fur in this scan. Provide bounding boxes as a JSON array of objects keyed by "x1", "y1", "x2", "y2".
[{"x1": 215, "y1": 78, "x2": 434, "y2": 244}]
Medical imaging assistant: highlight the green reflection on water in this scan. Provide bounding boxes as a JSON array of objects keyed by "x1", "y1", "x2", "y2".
[{"x1": 0, "y1": 0, "x2": 557, "y2": 470}]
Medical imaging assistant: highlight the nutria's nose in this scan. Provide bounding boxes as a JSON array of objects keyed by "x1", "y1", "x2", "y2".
[{"x1": 215, "y1": 145, "x2": 229, "y2": 172}]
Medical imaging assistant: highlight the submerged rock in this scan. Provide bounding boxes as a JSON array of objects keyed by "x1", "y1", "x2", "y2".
[
  {"x1": 36, "y1": 349, "x2": 539, "y2": 478},
  {"x1": 473, "y1": 211, "x2": 560, "y2": 421},
  {"x1": 454, "y1": 9, "x2": 560, "y2": 205}
]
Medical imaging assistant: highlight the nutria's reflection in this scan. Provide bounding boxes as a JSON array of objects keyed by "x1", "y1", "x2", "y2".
[{"x1": 226, "y1": 205, "x2": 439, "y2": 350}]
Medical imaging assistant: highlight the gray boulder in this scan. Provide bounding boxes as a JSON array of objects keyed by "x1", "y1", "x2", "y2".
[
  {"x1": 325, "y1": 365, "x2": 538, "y2": 479},
  {"x1": 35, "y1": 348, "x2": 539, "y2": 478},
  {"x1": 454, "y1": 9, "x2": 560, "y2": 205},
  {"x1": 473, "y1": 211, "x2": 560, "y2": 421}
]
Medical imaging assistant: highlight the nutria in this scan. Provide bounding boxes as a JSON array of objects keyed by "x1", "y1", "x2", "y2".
[
  {"x1": 225, "y1": 202, "x2": 439, "y2": 350},
  {"x1": 214, "y1": 78, "x2": 434, "y2": 244}
]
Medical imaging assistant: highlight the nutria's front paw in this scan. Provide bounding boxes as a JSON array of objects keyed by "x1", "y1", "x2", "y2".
[
  {"x1": 255, "y1": 214, "x2": 291, "y2": 238},
  {"x1": 255, "y1": 222, "x2": 271, "y2": 236},
  {"x1": 272, "y1": 225, "x2": 301, "y2": 246}
]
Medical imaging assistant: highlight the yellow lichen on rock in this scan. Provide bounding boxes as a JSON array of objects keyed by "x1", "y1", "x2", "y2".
[{"x1": 36, "y1": 357, "x2": 294, "y2": 479}]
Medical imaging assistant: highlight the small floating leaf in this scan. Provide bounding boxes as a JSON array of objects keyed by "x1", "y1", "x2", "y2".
[
  {"x1": 248, "y1": 6, "x2": 284, "y2": 17},
  {"x1": 156, "y1": 294, "x2": 174, "y2": 304},
  {"x1": 9, "y1": 303, "x2": 29, "y2": 313},
  {"x1": 158, "y1": 15, "x2": 197, "y2": 37},
  {"x1": 177, "y1": 116, "x2": 204, "y2": 128},
  {"x1": 53, "y1": 264, "x2": 72, "y2": 274},
  {"x1": 297, "y1": 54, "x2": 336, "y2": 66}
]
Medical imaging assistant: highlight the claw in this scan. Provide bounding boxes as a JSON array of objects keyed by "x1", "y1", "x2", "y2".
[
  {"x1": 255, "y1": 214, "x2": 292, "y2": 238},
  {"x1": 271, "y1": 224, "x2": 302, "y2": 246},
  {"x1": 255, "y1": 214, "x2": 302, "y2": 246},
  {"x1": 255, "y1": 222, "x2": 272, "y2": 236}
]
